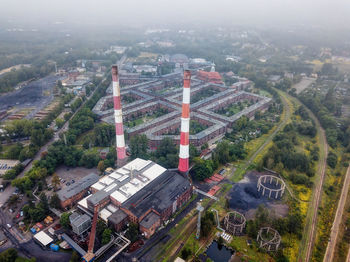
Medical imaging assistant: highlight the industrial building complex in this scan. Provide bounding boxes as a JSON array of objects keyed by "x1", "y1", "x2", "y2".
[
  {"x1": 93, "y1": 62, "x2": 271, "y2": 149},
  {"x1": 75, "y1": 158, "x2": 192, "y2": 238},
  {"x1": 51, "y1": 62, "x2": 273, "y2": 261}
]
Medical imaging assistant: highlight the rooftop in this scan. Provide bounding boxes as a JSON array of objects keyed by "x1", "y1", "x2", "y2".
[
  {"x1": 91, "y1": 158, "x2": 167, "y2": 205},
  {"x1": 140, "y1": 211, "x2": 160, "y2": 229},
  {"x1": 108, "y1": 209, "x2": 128, "y2": 225},
  {"x1": 58, "y1": 173, "x2": 99, "y2": 202},
  {"x1": 34, "y1": 231, "x2": 53, "y2": 246},
  {"x1": 124, "y1": 170, "x2": 191, "y2": 218},
  {"x1": 70, "y1": 213, "x2": 91, "y2": 228}
]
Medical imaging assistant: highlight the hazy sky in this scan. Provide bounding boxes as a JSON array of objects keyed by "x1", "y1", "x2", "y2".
[{"x1": 1, "y1": 0, "x2": 350, "y2": 29}]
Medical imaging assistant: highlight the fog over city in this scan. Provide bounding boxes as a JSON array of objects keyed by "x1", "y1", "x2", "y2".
[
  {"x1": 1, "y1": 0, "x2": 350, "y2": 29},
  {"x1": 1, "y1": 0, "x2": 350, "y2": 262}
]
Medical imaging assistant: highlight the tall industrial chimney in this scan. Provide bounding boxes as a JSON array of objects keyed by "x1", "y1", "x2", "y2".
[
  {"x1": 111, "y1": 65, "x2": 126, "y2": 161},
  {"x1": 178, "y1": 70, "x2": 191, "y2": 173}
]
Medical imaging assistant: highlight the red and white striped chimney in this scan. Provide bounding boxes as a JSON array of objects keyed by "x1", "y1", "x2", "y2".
[
  {"x1": 111, "y1": 65, "x2": 126, "y2": 160},
  {"x1": 178, "y1": 70, "x2": 191, "y2": 173}
]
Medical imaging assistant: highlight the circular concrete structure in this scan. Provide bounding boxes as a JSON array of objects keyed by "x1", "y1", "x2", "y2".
[
  {"x1": 257, "y1": 175, "x2": 286, "y2": 199},
  {"x1": 223, "y1": 211, "x2": 246, "y2": 235},
  {"x1": 256, "y1": 227, "x2": 281, "y2": 251}
]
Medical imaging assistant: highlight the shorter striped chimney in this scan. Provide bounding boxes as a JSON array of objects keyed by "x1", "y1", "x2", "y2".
[
  {"x1": 178, "y1": 70, "x2": 191, "y2": 173},
  {"x1": 111, "y1": 65, "x2": 126, "y2": 160}
]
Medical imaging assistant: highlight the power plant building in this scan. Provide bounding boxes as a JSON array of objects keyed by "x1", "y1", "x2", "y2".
[{"x1": 77, "y1": 158, "x2": 192, "y2": 238}]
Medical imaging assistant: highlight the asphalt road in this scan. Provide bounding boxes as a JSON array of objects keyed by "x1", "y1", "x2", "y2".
[
  {"x1": 323, "y1": 164, "x2": 350, "y2": 262},
  {"x1": 0, "y1": 209, "x2": 71, "y2": 262}
]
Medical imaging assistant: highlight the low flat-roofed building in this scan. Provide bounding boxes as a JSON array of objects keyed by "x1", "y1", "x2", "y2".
[
  {"x1": 140, "y1": 211, "x2": 160, "y2": 238},
  {"x1": 0, "y1": 159, "x2": 20, "y2": 176},
  {"x1": 34, "y1": 231, "x2": 53, "y2": 247},
  {"x1": 58, "y1": 173, "x2": 99, "y2": 209},
  {"x1": 70, "y1": 213, "x2": 91, "y2": 236}
]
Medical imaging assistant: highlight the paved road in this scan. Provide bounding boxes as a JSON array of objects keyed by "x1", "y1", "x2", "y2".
[{"x1": 323, "y1": 164, "x2": 350, "y2": 262}]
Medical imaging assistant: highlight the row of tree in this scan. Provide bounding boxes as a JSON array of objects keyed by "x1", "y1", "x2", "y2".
[{"x1": 0, "y1": 64, "x2": 55, "y2": 93}]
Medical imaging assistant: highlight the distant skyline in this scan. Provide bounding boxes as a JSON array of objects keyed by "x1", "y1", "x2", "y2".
[{"x1": 0, "y1": 0, "x2": 350, "y2": 30}]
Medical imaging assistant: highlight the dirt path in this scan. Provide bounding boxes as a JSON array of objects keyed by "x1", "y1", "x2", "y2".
[
  {"x1": 240, "y1": 90, "x2": 291, "y2": 173},
  {"x1": 323, "y1": 164, "x2": 350, "y2": 262},
  {"x1": 297, "y1": 99, "x2": 328, "y2": 262}
]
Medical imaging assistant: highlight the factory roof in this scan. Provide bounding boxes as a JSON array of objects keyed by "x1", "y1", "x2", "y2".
[
  {"x1": 77, "y1": 195, "x2": 90, "y2": 210},
  {"x1": 108, "y1": 209, "x2": 128, "y2": 225},
  {"x1": 123, "y1": 170, "x2": 191, "y2": 218},
  {"x1": 140, "y1": 211, "x2": 160, "y2": 229},
  {"x1": 58, "y1": 173, "x2": 99, "y2": 202},
  {"x1": 91, "y1": 158, "x2": 167, "y2": 205},
  {"x1": 70, "y1": 213, "x2": 91, "y2": 228},
  {"x1": 100, "y1": 208, "x2": 112, "y2": 222}
]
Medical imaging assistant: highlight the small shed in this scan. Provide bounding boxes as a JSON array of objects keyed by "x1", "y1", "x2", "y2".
[{"x1": 34, "y1": 231, "x2": 53, "y2": 247}]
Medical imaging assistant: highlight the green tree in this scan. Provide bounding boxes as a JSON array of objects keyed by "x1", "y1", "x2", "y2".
[
  {"x1": 130, "y1": 134, "x2": 149, "y2": 159},
  {"x1": 55, "y1": 118, "x2": 64, "y2": 128},
  {"x1": 60, "y1": 212, "x2": 72, "y2": 229},
  {"x1": 51, "y1": 173, "x2": 60, "y2": 190},
  {"x1": 327, "y1": 151, "x2": 337, "y2": 168},
  {"x1": 101, "y1": 228, "x2": 112, "y2": 245},
  {"x1": 180, "y1": 247, "x2": 192, "y2": 260},
  {"x1": 97, "y1": 160, "x2": 105, "y2": 174},
  {"x1": 0, "y1": 248, "x2": 18, "y2": 261},
  {"x1": 50, "y1": 193, "x2": 61, "y2": 209},
  {"x1": 125, "y1": 223, "x2": 139, "y2": 242},
  {"x1": 38, "y1": 192, "x2": 49, "y2": 213}
]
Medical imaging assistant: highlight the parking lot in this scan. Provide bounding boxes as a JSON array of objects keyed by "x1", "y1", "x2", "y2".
[{"x1": 46, "y1": 166, "x2": 98, "y2": 196}]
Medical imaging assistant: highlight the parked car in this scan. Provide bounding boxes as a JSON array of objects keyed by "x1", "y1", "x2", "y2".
[
  {"x1": 20, "y1": 211, "x2": 23, "y2": 217},
  {"x1": 6, "y1": 224, "x2": 12, "y2": 229},
  {"x1": 62, "y1": 180, "x2": 66, "y2": 183},
  {"x1": 71, "y1": 179, "x2": 75, "y2": 184},
  {"x1": 66, "y1": 182, "x2": 70, "y2": 186},
  {"x1": 9, "y1": 209, "x2": 14, "y2": 213},
  {"x1": 16, "y1": 213, "x2": 20, "y2": 219}
]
